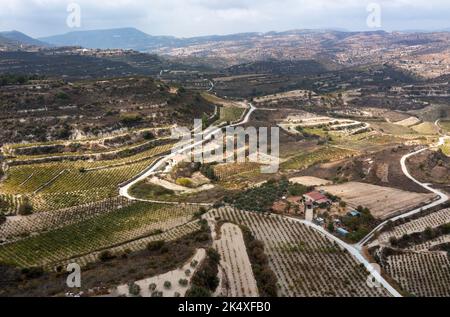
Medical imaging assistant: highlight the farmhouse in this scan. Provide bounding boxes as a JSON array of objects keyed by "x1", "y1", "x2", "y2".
[{"x1": 303, "y1": 191, "x2": 331, "y2": 206}]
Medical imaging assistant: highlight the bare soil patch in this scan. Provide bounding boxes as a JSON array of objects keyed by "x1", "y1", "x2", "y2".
[{"x1": 320, "y1": 182, "x2": 436, "y2": 220}]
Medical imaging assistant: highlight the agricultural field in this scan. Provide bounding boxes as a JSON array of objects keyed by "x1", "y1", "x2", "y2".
[
  {"x1": 377, "y1": 208, "x2": 450, "y2": 244},
  {"x1": 320, "y1": 182, "x2": 436, "y2": 220},
  {"x1": 385, "y1": 252, "x2": 450, "y2": 297},
  {"x1": 0, "y1": 196, "x2": 131, "y2": 242},
  {"x1": 209, "y1": 207, "x2": 391, "y2": 297},
  {"x1": 214, "y1": 162, "x2": 261, "y2": 181},
  {"x1": 289, "y1": 176, "x2": 332, "y2": 187},
  {"x1": 440, "y1": 120, "x2": 450, "y2": 133},
  {"x1": 213, "y1": 223, "x2": 259, "y2": 297},
  {"x1": 411, "y1": 122, "x2": 440, "y2": 135},
  {"x1": 281, "y1": 146, "x2": 359, "y2": 171},
  {"x1": 218, "y1": 106, "x2": 246, "y2": 123},
  {"x1": 112, "y1": 248, "x2": 206, "y2": 297},
  {"x1": 0, "y1": 142, "x2": 174, "y2": 211},
  {"x1": 0, "y1": 202, "x2": 201, "y2": 268}
]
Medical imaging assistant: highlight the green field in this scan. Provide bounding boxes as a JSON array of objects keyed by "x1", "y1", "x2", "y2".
[
  {"x1": 219, "y1": 107, "x2": 246, "y2": 123},
  {"x1": 129, "y1": 182, "x2": 176, "y2": 201},
  {"x1": 0, "y1": 202, "x2": 199, "y2": 268}
]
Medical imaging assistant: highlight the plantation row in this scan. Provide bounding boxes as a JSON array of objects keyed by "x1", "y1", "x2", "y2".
[
  {"x1": 0, "y1": 196, "x2": 131, "y2": 242},
  {"x1": 213, "y1": 223, "x2": 259, "y2": 297},
  {"x1": 406, "y1": 235, "x2": 450, "y2": 252},
  {"x1": 213, "y1": 163, "x2": 261, "y2": 181},
  {"x1": 0, "y1": 143, "x2": 174, "y2": 211},
  {"x1": 379, "y1": 208, "x2": 450, "y2": 244},
  {"x1": 3, "y1": 142, "x2": 173, "y2": 190},
  {"x1": 0, "y1": 202, "x2": 201, "y2": 268},
  {"x1": 281, "y1": 146, "x2": 358, "y2": 171},
  {"x1": 385, "y1": 252, "x2": 450, "y2": 297},
  {"x1": 48, "y1": 221, "x2": 202, "y2": 270},
  {"x1": 209, "y1": 207, "x2": 390, "y2": 297},
  {"x1": 0, "y1": 194, "x2": 24, "y2": 215}
]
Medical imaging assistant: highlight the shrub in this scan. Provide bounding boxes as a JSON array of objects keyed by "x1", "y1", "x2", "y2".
[
  {"x1": 98, "y1": 250, "x2": 116, "y2": 262},
  {"x1": 18, "y1": 198, "x2": 33, "y2": 216},
  {"x1": 176, "y1": 178, "x2": 194, "y2": 188},
  {"x1": 185, "y1": 285, "x2": 211, "y2": 298},
  {"x1": 179, "y1": 279, "x2": 189, "y2": 287},
  {"x1": 149, "y1": 283, "x2": 157, "y2": 291},
  {"x1": 128, "y1": 282, "x2": 141, "y2": 296},
  {"x1": 120, "y1": 113, "x2": 143, "y2": 126},
  {"x1": 56, "y1": 92, "x2": 69, "y2": 100},
  {"x1": 21, "y1": 267, "x2": 44, "y2": 279},
  {"x1": 147, "y1": 240, "x2": 165, "y2": 252},
  {"x1": 151, "y1": 291, "x2": 163, "y2": 297},
  {"x1": 164, "y1": 281, "x2": 172, "y2": 289}
]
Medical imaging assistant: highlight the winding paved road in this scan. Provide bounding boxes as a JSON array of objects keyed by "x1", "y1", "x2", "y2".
[
  {"x1": 119, "y1": 103, "x2": 256, "y2": 202},
  {"x1": 357, "y1": 128, "x2": 450, "y2": 248},
  {"x1": 118, "y1": 105, "x2": 448, "y2": 296},
  {"x1": 287, "y1": 217, "x2": 402, "y2": 297}
]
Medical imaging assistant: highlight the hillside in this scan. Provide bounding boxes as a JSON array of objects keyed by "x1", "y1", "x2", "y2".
[{"x1": 0, "y1": 76, "x2": 215, "y2": 144}]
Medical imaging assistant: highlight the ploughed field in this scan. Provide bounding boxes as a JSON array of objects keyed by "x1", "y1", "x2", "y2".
[{"x1": 319, "y1": 182, "x2": 436, "y2": 220}]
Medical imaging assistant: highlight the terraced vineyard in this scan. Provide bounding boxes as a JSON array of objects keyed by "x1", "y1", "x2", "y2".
[
  {"x1": 209, "y1": 207, "x2": 390, "y2": 297},
  {"x1": 0, "y1": 202, "x2": 201, "y2": 268},
  {"x1": 52, "y1": 221, "x2": 202, "y2": 270},
  {"x1": 0, "y1": 196, "x2": 132, "y2": 242},
  {"x1": 1, "y1": 143, "x2": 174, "y2": 211}
]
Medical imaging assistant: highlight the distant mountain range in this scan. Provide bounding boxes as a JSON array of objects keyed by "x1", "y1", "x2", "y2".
[
  {"x1": 39, "y1": 28, "x2": 176, "y2": 51},
  {"x1": 38, "y1": 27, "x2": 392, "y2": 51},
  {"x1": 0, "y1": 30, "x2": 50, "y2": 48},
  {"x1": 0, "y1": 27, "x2": 445, "y2": 53}
]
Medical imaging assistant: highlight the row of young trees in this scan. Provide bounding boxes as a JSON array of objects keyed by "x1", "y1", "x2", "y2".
[
  {"x1": 241, "y1": 226, "x2": 278, "y2": 297},
  {"x1": 186, "y1": 248, "x2": 221, "y2": 297}
]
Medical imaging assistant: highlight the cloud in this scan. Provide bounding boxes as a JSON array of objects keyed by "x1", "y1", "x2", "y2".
[{"x1": 0, "y1": 0, "x2": 449, "y2": 37}]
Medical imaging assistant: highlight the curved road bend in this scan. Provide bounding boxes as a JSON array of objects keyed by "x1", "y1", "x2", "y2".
[
  {"x1": 119, "y1": 103, "x2": 256, "y2": 202},
  {"x1": 287, "y1": 217, "x2": 402, "y2": 297},
  {"x1": 357, "y1": 134, "x2": 450, "y2": 248}
]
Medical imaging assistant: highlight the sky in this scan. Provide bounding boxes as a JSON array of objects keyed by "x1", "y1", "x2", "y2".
[{"x1": 0, "y1": 0, "x2": 449, "y2": 38}]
